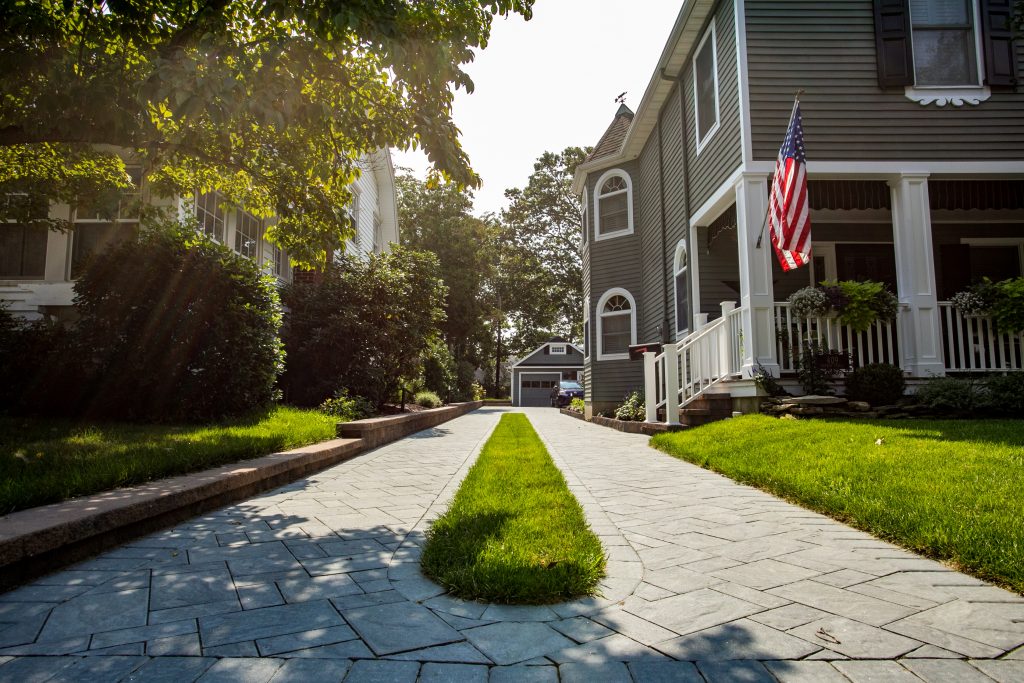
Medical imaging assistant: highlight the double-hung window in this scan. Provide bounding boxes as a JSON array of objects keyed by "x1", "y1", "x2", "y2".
[
  {"x1": 597, "y1": 289, "x2": 636, "y2": 360},
  {"x1": 70, "y1": 166, "x2": 142, "y2": 278},
  {"x1": 196, "y1": 191, "x2": 225, "y2": 242},
  {"x1": 910, "y1": 0, "x2": 980, "y2": 86},
  {"x1": 594, "y1": 170, "x2": 633, "y2": 239},
  {"x1": 693, "y1": 20, "x2": 720, "y2": 152},
  {"x1": 674, "y1": 242, "x2": 690, "y2": 336},
  {"x1": 235, "y1": 210, "x2": 262, "y2": 260}
]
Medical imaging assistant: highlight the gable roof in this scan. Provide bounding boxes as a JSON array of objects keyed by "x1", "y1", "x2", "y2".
[
  {"x1": 511, "y1": 340, "x2": 584, "y2": 369},
  {"x1": 586, "y1": 104, "x2": 634, "y2": 164}
]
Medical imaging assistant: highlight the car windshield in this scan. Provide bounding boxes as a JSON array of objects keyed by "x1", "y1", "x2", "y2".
[{"x1": 560, "y1": 381, "x2": 583, "y2": 390}]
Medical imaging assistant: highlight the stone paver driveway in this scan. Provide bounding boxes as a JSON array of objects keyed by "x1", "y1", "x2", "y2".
[{"x1": 0, "y1": 407, "x2": 1022, "y2": 682}]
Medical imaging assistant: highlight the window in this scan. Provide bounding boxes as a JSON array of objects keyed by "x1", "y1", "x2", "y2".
[
  {"x1": 268, "y1": 243, "x2": 286, "y2": 278},
  {"x1": 550, "y1": 344, "x2": 567, "y2": 355},
  {"x1": 235, "y1": 211, "x2": 261, "y2": 260},
  {"x1": 693, "y1": 20, "x2": 720, "y2": 151},
  {"x1": 597, "y1": 288, "x2": 636, "y2": 360},
  {"x1": 674, "y1": 242, "x2": 690, "y2": 336},
  {"x1": 70, "y1": 167, "x2": 142, "y2": 278},
  {"x1": 195, "y1": 191, "x2": 225, "y2": 242},
  {"x1": 0, "y1": 224, "x2": 47, "y2": 279},
  {"x1": 594, "y1": 170, "x2": 633, "y2": 239},
  {"x1": 909, "y1": 0, "x2": 979, "y2": 86},
  {"x1": 581, "y1": 188, "x2": 589, "y2": 246}
]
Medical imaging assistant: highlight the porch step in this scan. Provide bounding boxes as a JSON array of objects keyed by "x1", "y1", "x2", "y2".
[{"x1": 679, "y1": 393, "x2": 733, "y2": 427}]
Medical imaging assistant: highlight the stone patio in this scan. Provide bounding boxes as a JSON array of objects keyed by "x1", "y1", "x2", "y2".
[{"x1": 0, "y1": 407, "x2": 1021, "y2": 682}]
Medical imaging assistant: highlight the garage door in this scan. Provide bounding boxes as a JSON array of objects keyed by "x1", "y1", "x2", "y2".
[{"x1": 519, "y1": 373, "x2": 561, "y2": 407}]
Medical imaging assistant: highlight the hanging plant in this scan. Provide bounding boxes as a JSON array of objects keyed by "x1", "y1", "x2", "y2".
[
  {"x1": 951, "y1": 279, "x2": 999, "y2": 317},
  {"x1": 819, "y1": 280, "x2": 897, "y2": 333},
  {"x1": 787, "y1": 286, "x2": 830, "y2": 319}
]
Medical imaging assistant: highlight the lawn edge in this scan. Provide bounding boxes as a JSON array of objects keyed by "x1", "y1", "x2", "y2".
[{"x1": 0, "y1": 401, "x2": 482, "y2": 590}]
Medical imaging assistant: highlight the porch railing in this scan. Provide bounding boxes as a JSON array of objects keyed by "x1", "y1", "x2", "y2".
[
  {"x1": 939, "y1": 302, "x2": 1024, "y2": 372},
  {"x1": 774, "y1": 302, "x2": 902, "y2": 373},
  {"x1": 645, "y1": 302, "x2": 745, "y2": 424}
]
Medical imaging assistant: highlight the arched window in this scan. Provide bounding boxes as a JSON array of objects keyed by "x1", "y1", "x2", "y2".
[
  {"x1": 674, "y1": 242, "x2": 690, "y2": 336},
  {"x1": 581, "y1": 188, "x2": 589, "y2": 246},
  {"x1": 594, "y1": 169, "x2": 633, "y2": 240},
  {"x1": 597, "y1": 288, "x2": 636, "y2": 360}
]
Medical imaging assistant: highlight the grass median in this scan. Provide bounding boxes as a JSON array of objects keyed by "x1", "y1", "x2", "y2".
[
  {"x1": 0, "y1": 407, "x2": 337, "y2": 514},
  {"x1": 650, "y1": 414, "x2": 1024, "y2": 594},
  {"x1": 421, "y1": 413, "x2": 605, "y2": 604}
]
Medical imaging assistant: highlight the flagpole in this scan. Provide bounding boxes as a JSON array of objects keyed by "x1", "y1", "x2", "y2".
[{"x1": 755, "y1": 90, "x2": 804, "y2": 249}]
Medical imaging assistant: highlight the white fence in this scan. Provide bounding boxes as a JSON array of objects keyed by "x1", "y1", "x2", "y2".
[
  {"x1": 774, "y1": 302, "x2": 902, "y2": 373},
  {"x1": 939, "y1": 302, "x2": 1024, "y2": 372}
]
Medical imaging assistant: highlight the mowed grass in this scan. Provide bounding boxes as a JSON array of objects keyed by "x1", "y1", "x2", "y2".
[
  {"x1": 0, "y1": 407, "x2": 336, "y2": 514},
  {"x1": 421, "y1": 413, "x2": 605, "y2": 604},
  {"x1": 651, "y1": 415, "x2": 1024, "y2": 594}
]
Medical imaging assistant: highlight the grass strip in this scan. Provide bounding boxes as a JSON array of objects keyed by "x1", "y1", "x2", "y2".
[
  {"x1": 421, "y1": 413, "x2": 605, "y2": 604},
  {"x1": 651, "y1": 415, "x2": 1024, "y2": 594},
  {"x1": 0, "y1": 407, "x2": 336, "y2": 514}
]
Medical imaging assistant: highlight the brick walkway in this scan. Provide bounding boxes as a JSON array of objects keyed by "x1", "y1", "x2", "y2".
[{"x1": 0, "y1": 407, "x2": 1021, "y2": 682}]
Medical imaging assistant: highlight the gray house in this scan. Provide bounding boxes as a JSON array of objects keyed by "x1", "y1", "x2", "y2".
[
  {"x1": 575, "y1": 0, "x2": 1024, "y2": 420},
  {"x1": 511, "y1": 338, "x2": 585, "y2": 407}
]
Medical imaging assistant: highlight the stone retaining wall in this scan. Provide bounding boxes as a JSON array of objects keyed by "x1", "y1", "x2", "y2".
[{"x1": 0, "y1": 401, "x2": 482, "y2": 590}]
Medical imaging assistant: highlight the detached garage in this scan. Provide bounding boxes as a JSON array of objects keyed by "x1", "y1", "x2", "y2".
[{"x1": 511, "y1": 337, "x2": 584, "y2": 407}]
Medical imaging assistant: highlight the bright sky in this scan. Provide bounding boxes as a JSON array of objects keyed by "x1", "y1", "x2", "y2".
[{"x1": 392, "y1": 1, "x2": 682, "y2": 216}]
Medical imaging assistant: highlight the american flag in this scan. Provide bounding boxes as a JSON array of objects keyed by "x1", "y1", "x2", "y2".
[{"x1": 768, "y1": 101, "x2": 811, "y2": 271}]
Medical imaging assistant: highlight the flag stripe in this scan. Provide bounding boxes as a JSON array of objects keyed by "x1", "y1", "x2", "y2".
[{"x1": 769, "y1": 102, "x2": 811, "y2": 273}]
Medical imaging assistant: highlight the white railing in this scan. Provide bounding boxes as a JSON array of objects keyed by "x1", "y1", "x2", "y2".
[
  {"x1": 939, "y1": 302, "x2": 1023, "y2": 372},
  {"x1": 645, "y1": 302, "x2": 745, "y2": 424},
  {"x1": 774, "y1": 302, "x2": 902, "y2": 373}
]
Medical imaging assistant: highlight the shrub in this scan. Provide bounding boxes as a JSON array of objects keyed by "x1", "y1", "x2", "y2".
[
  {"x1": 569, "y1": 397, "x2": 585, "y2": 413},
  {"x1": 614, "y1": 391, "x2": 646, "y2": 422},
  {"x1": 470, "y1": 382, "x2": 486, "y2": 401},
  {"x1": 796, "y1": 343, "x2": 847, "y2": 396},
  {"x1": 788, "y1": 287, "x2": 829, "y2": 319},
  {"x1": 844, "y1": 363, "x2": 905, "y2": 405},
  {"x1": 280, "y1": 246, "x2": 447, "y2": 408},
  {"x1": 414, "y1": 390, "x2": 443, "y2": 408},
  {"x1": 913, "y1": 377, "x2": 984, "y2": 414},
  {"x1": 0, "y1": 318, "x2": 83, "y2": 415},
  {"x1": 319, "y1": 389, "x2": 375, "y2": 422},
  {"x1": 980, "y1": 374, "x2": 1024, "y2": 416},
  {"x1": 70, "y1": 227, "x2": 283, "y2": 421},
  {"x1": 753, "y1": 363, "x2": 787, "y2": 397},
  {"x1": 421, "y1": 338, "x2": 456, "y2": 402}
]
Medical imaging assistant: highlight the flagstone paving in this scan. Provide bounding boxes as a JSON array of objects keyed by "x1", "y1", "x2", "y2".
[{"x1": 0, "y1": 406, "x2": 1022, "y2": 681}]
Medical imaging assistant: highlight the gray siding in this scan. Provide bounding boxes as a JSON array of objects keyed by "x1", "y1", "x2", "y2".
[
  {"x1": 581, "y1": 159, "x2": 646, "y2": 407},
  {"x1": 746, "y1": 0, "x2": 1024, "y2": 161},
  {"x1": 517, "y1": 343, "x2": 584, "y2": 367},
  {"x1": 684, "y1": 0, "x2": 743, "y2": 211},
  {"x1": 696, "y1": 213, "x2": 741, "y2": 316}
]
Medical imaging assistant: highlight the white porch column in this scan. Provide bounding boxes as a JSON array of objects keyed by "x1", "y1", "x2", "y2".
[
  {"x1": 890, "y1": 175, "x2": 946, "y2": 377},
  {"x1": 734, "y1": 173, "x2": 779, "y2": 378},
  {"x1": 643, "y1": 351, "x2": 658, "y2": 423}
]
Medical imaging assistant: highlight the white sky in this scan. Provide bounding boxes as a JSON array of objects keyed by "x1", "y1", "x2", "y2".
[{"x1": 392, "y1": 1, "x2": 682, "y2": 216}]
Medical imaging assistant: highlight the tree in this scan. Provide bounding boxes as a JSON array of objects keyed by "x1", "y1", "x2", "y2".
[
  {"x1": 0, "y1": 0, "x2": 533, "y2": 265},
  {"x1": 280, "y1": 246, "x2": 447, "y2": 408},
  {"x1": 500, "y1": 146, "x2": 589, "y2": 341},
  {"x1": 396, "y1": 172, "x2": 495, "y2": 397}
]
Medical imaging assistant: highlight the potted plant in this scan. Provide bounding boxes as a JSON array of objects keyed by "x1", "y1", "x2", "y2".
[{"x1": 787, "y1": 286, "x2": 830, "y2": 319}]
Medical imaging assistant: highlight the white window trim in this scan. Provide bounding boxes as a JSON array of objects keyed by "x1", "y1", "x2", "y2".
[
  {"x1": 581, "y1": 187, "x2": 589, "y2": 248},
  {"x1": 693, "y1": 19, "x2": 721, "y2": 155},
  {"x1": 904, "y1": 0, "x2": 990, "y2": 107},
  {"x1": 673, "y1": 241, "x2": 690, "y2": 339},
  {"x1": 583, "y1": 296, "x2": 591, "y2": 360},
  {"x1": 959, "y1": 237, "x2": 1024, "y2": 274},
  {"x1": 549, "y1": 344, "x2": 567, "y2": 355},
  {"x1": 596, "y1": 287, "x2": 637, "y2": 361},
  {"x1": 593, "y1": 169, "x2": 634, "y2": 242}
]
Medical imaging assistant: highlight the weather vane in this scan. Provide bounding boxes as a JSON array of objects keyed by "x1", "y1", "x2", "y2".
[{"x1": 614, "y1": 92, "x2": 627, "y2": 104}]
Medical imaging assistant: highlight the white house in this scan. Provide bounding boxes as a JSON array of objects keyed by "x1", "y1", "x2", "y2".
[{"x1": 0, "y1": 149, "x2": 399, "y2": 321}]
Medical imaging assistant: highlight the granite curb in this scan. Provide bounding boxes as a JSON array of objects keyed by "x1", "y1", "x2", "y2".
[{"x1": 0, "y1": 401, "x2": 482, "y2": 589}]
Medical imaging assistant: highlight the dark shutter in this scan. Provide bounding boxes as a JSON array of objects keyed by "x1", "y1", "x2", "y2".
[
  {"x1": 873, "y1": 0, "x2": 915, "y2": 87},
  {"x1": 980, "y1": 0, "x2": 1019, "y2": 87}
]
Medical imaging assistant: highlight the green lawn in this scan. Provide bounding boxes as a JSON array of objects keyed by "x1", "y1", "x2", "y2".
[
  {"x1": 0, "y1": 407, "x2": 336, "y2": 514},
  {"x1": 420, "y1": 413, "x2": 605, "y2": 603},
  {"x1": 651, "y1": 415, "x2": 1024, "y2": 594}
]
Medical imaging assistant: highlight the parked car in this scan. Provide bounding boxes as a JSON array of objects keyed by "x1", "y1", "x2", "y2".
[{"x1": 550, "y1": 380, "x2": 584, "y2": 408}]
